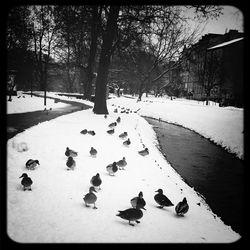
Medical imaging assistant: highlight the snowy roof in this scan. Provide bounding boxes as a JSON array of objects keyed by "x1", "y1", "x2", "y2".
[{"x1": 207, "y1": 37, "x2": 244, "y2": 50}]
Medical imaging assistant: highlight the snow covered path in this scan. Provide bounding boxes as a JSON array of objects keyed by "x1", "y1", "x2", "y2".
[{"x1": 7, "y1": 107, "x2": 240, "y2": 243}]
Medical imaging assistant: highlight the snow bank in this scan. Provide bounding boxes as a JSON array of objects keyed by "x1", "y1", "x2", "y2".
[
  {"x1": 7, "y1": 107, "x2": 240, "y2": 243},
  {"x1": 107, "y1": 95, "x2": 244, "y2": 160},
  {"x1": 7, "y1": 91, "x2": 70, "y2": 114}
]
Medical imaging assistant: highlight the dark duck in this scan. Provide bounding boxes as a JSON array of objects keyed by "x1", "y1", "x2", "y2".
[
  {"x1": 25, "y1": 159, "x2": 40, "y2": 170},
  {"x1": 83, "y1": 186, "x2": 98, "y2": 209},
  {"x1": 90, "y1": 147, "x2": 97, "y2": 157},
  {"x1": 119, "y1": 132, "x2": 128, "y2": 139},
  {"x1": 90, "y1": 173, "x2": 102, "y2": 190},
  {"x1": 138, "y1": 148, "x2": 149, "y2": 156},
  {"x1": 106, "y1": 162, "x2": 118, "y2": 176},
  {"x1": 66, "y1": 156, "x2": 76, "y2": 170},
  {"x1": 175, "y1": 197, "x2": 189, "y2": 216},
  {"x1": 116, "y1": 207, "x2": 143, "y2": 226},
  {"x1": 87, "y1": 130, "x2": 96, "y2": 136},
  {"x1": 80, "y1": 129, "x2": 88, "y2": 134},
  {"x1": 19, "y1": 173, "x2": 33, "y2": 191},
  {"x1": 107, "y1": 128, "x2": 115, "y2": 135},
  {"x1": 65, "y1": 147, "x2": 78, "y2": 157},
  {"x1": 154, "y1": 189, "x2": 174, "y2": 208},
  {"x1": 108, "y1": 122, "x2": 117, "y2": 128},
  {"x1": 130, "y1": 191, "x2": 146, "y2": 210},
  {"x1": 117, "y1": 157, "x2": 127, "y2": 170},
  {"x1": 116, "y1": 117, "x2": 121, "y2": 123},
  {"x1": 123, "y1": 138, "x2": 131, "y2": 146}
]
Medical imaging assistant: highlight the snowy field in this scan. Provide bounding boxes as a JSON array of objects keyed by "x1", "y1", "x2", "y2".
[
  {"x1": 108, "y1": 95, "x2": 244, "y2": 160},
  {"x1": 7, "y1": 91, "x2": 70, "y2": 114},
  {"x1": 7, "y1": 91, "x2": 243, "y2": 243}
]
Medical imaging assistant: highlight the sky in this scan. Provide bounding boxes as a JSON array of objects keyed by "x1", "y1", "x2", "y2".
[
  {"x1": 203, "y1": 5, "x2": 244, "y2": 35},
  {"x1": 7, "y1": 91, "x2": 243, "y2": 243},
  {"x1": 183, "y1": 5, "x2": 244, "y2": 40}
]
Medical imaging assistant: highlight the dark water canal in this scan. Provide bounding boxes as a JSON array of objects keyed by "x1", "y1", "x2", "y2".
[{"x1": 145, "y1": 117, "x2": 244, "y2": 236}]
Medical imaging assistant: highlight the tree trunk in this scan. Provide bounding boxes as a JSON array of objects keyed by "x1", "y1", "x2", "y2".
[
  {"x1": 205, "y1": 89, "x2": 210, "y2": 105},
  {"x1": 137, "y1": 83, "x2": 144, "y2": 101},
  {"x1": 93, "y1": 6, "x2": 120, "y2": 114}
]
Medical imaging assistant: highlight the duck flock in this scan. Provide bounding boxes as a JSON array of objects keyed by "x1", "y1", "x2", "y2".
[{"x1": 19, "y1": 106, "x2": 189, "y2": 227}]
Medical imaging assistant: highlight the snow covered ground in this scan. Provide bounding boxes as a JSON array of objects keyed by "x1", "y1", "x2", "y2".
[
  {"x1": 108, "y1": 95, "x2": 244, "y2": 160},
  {"x1": 7, "y1": 91, "x2": 70, "y2": 114},
  {"x1": 7, "y1": 91, "x2": 243, "y2": 243}
]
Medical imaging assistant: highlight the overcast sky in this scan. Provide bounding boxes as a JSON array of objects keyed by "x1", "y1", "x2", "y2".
[{"x1": 200, "y1": 5, "x2": 244, "y2": 35}]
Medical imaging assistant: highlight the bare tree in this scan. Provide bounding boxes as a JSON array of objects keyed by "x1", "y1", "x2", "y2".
[
  {"x1": 30, "y1": 5, "x2": 57, "y2": 105},
  {"x1": 93, "y1": 5, "x2": 120, "y2": 114}
]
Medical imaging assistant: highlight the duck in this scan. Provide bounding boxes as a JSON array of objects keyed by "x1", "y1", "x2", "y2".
[
  {"x1": 65, "y1": 147, "x2": 78, "y2": 157},
  {"x1": 87, "y1": 130, "x2": 96, "y2": 136},
  {"x1": 123, "y1": 138, "x2": 131, "y2": 146},
  {"x1": 117, "y1": 157, "x2": 127, "y2": 170},
  {"x1": 130, "y1": 191, "x2": 146, "y2": 210},
  {"x1": 90, "y1": 173, "x2": 102, "y2": 190},
  {"x1": 116, "y1": 207, "x2": 143, "y2": 226},
  {"x1": 106, "y1": 162, "x2": 118, "y2": 176},
  {"x1": 83, "y1": 186, "x2": 97, "y2": 209},
  {"x1": 138, "y1": 148, "x2": 149, "y2": 156},
  {"x1": 119, "y1": 132, "x2": 128, "y2": 139},
  {"x1": 108, "y1": 122, "x2": 117, "y2": 128},
  {"x1": 154, "y1": 189, "x2": 174, "y2": 208},
  {"x1": 175, "y1": 197, "x2": 189, "y2": 216},
  {"x1": 116, "y1": 117, "x2": 121, "y2": 123},
  {"x1": 80, "y1": 129, "x2": 88, "y2": 134},
  {"x1": 66, "y1": 156, "x2": 76, "y2": 170},
  {"x1": 114, "y1": 108, "x2": 118, "y2": 113},
  {"x1": 107, "y1": 128, "x2": 115, "y2": 135},
  {"x1": 25, "y1": 159, "x2": 40, "y2": 170},
  {"x1": 90, "y1": 147, "x2": 97, "y2": 157},
  {"x1": 19, "y1": 173, "x2": 33, "y2": 191}
]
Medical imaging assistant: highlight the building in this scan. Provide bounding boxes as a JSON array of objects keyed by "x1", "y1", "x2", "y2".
[
  {"x1": 207, "y1": 37, "x2": 244, "y2": 107},
  {"x1": 180, "y1": 29, "x2": 244, "y2": 106}
]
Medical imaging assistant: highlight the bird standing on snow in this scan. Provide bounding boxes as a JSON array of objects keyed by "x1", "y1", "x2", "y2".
[
  {"x1": 25, "y1": 159, "x2": 40, "y2": 170},
  {"x1": 83, "y1": 186, "x2": 98, "y2": 209},
  {"x1": 66, "y1": 156, "x2": 76, "y2": 170},
  {"x1": 106, "y1": 162, "x2": 118, "y2": 176},
  {"x1": 154, "y1": 189, "x2": 174, "y2": 208},
  {"x1": 116, "y1": 117, "x2": 121, "y2": 123},
  {"x1": 90, "y1": 147, "x2": 97, "y2": 157},
  {"x1": 175, "y1": 197, "x2": 189, "y2": 216},
  {"x1": 131, "y1": 191, "x2": 146, "y2": 210},
  {"x1": 119, "y1": 132, "x2": 128, "y2": 139},
  {"x1": 116, "y1": 207, "x2": 143, "y2": 226},
  {"x1": 65, "y1": 147, "x2": 78, "y2": 157},
  {"x1": 123, "y1": 138, "x2": 131, "y2": 146},
  {"x1": 117, "y1": 157, "x2": 127, "y2": 170},
  {"x1": 108, "y1": 122, "x2": 117, "y2": 128},
  {"x1": 138, "y1": 148, "x2": 149, "y2": 156},
  {"x1": 90, "y1": 173, "x2": 102, "y2": 190},
  {"x1": 107, "y1": 128, "x2": 115, "y2": 135},
  {"x1": 80, "y1": 129, "x2": 88, "y2": 134},
  {"x1": 19, "y1": 173, "x2": 33, "y2": 191},
  {"x1": 87, "y1": 130, "x2": 96, "y2": 136}
]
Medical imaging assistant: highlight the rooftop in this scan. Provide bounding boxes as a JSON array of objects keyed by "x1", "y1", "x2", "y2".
[{"x1": 207, "y1": 37, "x2": 244, "y2": 50}]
